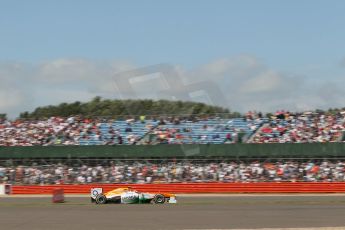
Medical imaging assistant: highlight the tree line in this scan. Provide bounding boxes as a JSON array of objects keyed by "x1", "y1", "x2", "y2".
[{"x1": 18, "y1": 97, "x2": 236, "y2": 119}]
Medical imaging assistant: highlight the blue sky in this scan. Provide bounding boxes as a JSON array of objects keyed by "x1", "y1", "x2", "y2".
[{"x1": 1, "y1": 0, "x2": 345, "y2": 117}]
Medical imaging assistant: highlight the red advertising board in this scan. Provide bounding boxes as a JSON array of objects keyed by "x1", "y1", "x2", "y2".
[{"x1": 12, "y1": 182, "x2": 345, "y2": 195}]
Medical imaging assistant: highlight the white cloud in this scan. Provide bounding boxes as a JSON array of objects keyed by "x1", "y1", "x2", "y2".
[
  {"x1": 37, "y1": 59, "x2": 96, "y2": 83},
  {"x1": 0, "y1": 59, "x2": 134, "y2": 118},
  {"x1": 177, "y1": 55, "x2": 345, "y2": 113},
  {"x1": 0, "y1": 62, "x2": 35, "y2": 117},
  {"x1": 0, "y1": 90, "x2": 26, "y2": 110},
  {"x1": 240, "y1": 70, "x2": 284, "y2": 93},
  {"x1": 0, "y1": 56, "x2": 345, "y2": 119}
]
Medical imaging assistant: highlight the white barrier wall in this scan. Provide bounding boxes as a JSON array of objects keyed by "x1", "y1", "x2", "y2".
[{"x1": 0, "y1": 184, "x2": 12, "y2": 195}]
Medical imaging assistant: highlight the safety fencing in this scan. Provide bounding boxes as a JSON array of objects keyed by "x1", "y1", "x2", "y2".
[
  {"x1": 2, "y1": 143, "x2": 345, "y2": 159},
  {"x1": 12, "y1": 182, "x2": 345, "y2": 194}
]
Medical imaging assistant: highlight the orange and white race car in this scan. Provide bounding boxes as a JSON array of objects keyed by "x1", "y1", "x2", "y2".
[{"x1": 91, "y1": 187, "x2": 177, "y2": 204}]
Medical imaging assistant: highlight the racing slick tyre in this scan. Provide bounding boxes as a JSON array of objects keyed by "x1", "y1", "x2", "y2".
[
  {"x1": 153, "y1": 194, "x2": 165, "y2": 204},
  {"x1": 95, "y1": 194, "x2": 107, "y2": 204}
]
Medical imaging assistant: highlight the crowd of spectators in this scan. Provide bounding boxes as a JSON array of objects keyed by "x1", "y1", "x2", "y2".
[
  {"x1": 249, "y1": 110, "x2": 345, "y2": 143},
  {"x1": 151, "y1": 123, "x2": 239, "y2": 144},
  {"x1": 1, "y1": 110, "x2": 345, "y2": 146},
  {"x1": 0, "y1": 116, "x2": 92, "y2": 146},
  {"x1": 0, "y1": 115, "x2": 256, "y2": 146},
  {"x1": 1, "y1": 160, "x2": 345, "y2": 184},
  {"x1": 123, "y1": 114, "x2": 261, "y2": 144},
  {"x1": 0, "y1": 116, "x2": 149, "y2": 146}
]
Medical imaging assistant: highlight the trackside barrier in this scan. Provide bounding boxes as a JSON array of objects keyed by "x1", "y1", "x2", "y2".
[
  {"x1": 52, "y1": 188, "x2": 64, "y2": 203},
  {"x1": 2, "y1": 143, "x2": 345, "y2": 159},
  {"x1": 0, "y1": 184, "x2": 12, "y2": 195},
  {"x1": 11, "y1": 182, "x2": 345, "y2": 194}
]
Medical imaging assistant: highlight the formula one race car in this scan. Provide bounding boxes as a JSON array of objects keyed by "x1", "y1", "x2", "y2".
[{"x1": 91, "y1": 187, "x2": 177, "y2": 204}]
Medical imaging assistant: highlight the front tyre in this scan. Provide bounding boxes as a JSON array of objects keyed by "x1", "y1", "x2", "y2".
[
  {"x1": 153, "y1": 194, "x2": 165, "y2": 204},
  {"x1": 95, "y1": 194, "x2": 107, "y2": 204}
]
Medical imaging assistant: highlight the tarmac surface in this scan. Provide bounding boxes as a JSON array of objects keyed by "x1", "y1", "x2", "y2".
[{"x1": 1, "y1": 195, "x2": 345, "y2": 230}]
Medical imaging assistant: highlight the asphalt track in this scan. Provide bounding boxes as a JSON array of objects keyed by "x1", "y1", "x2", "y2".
[{"x1": 1, "y1": 195, "x2": 345, "y2": 230}]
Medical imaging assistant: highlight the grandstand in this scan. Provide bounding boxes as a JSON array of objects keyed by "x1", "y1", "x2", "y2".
[
  {"x1": 80, "y1": 119, "x2": 159, "y2": 145},
  {"x1": 249, "y1": 111, "x2": 345, "y2": 143},
  {"x1": 146, "y1": 117, "x2": 264, "y2": 144},
  {"x1": 1, "y1": 100, "x2": 345, "y2": 185},
  {"x1": 2, "y1": 159, "x2": 345, "y2": 184},
  {"x1": 1, "y1": 111, "x2": 344, "y2": 146}
]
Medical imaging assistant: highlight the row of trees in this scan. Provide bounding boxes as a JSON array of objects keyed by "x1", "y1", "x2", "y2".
[
  {"x1": 9, "y1": 97, "x2": 345, "y2": 120},
  {"x1": 0, "y1": 114, "x2": 7, "y2": 120},
  {"x1": 19, "y1": 97, "x2": 236, "y2": 119}
]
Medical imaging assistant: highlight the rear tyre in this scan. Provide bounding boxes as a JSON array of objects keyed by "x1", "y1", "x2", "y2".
[
  {"x1": 95, "y1": 194, "x2": 107, "y2": 204},
  {"x1": 153, "y1": 194, "x2": 165, "y2": 204}
]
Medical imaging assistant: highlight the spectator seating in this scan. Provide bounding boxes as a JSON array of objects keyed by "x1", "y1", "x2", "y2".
[
  {"x1": 1, "y1": 110, "x2": 344, "y2": 146},
  {"x1": 250, "y1": 111, "x2": 345, "y2": 143},
  {"x1": 151, "y1": 118, "x2": 264, "y2": 144},
  {"x1": 79, "y1": 120, "x2": 158, "y2": 145},
  {"x1": 2, "y1": 159, "x2": 345, "y2": 184}
]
